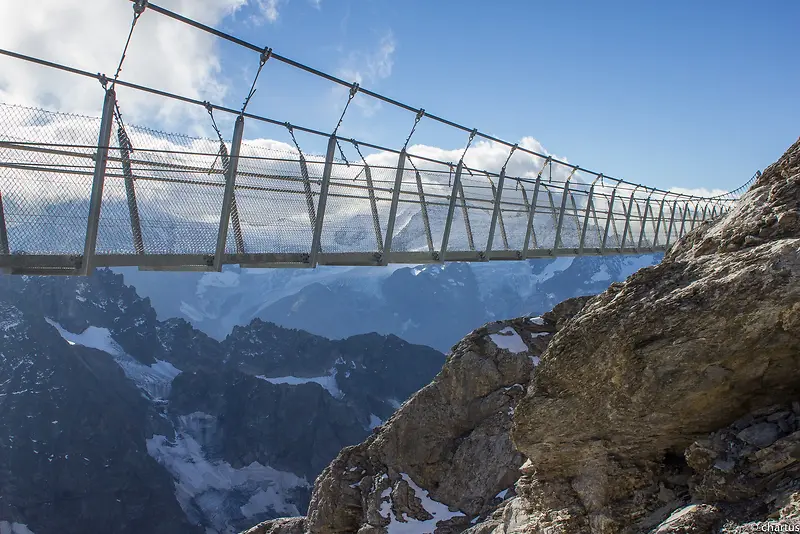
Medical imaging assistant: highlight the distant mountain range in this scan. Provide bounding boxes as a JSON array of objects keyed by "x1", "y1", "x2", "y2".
[
  {"x1": 0, "y1": 270, "x2": 443, "y2": 534},
  {"x1": 118, "y1": 254, "x2": 660, "y2": 352}
]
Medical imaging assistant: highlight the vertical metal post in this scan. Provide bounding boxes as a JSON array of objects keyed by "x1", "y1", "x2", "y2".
[
  {"x1": 457, "y1": 179, "x2": 475, "y2": 251},
  {"x1": 688, "y1": 203, "x2": 701, "y2": 231},
  {"x1": 0, "y1": 192, "x2": 9, "y2": 254},
  {"x1": 578, "y1": 181, "x2": 598, "y2": 254},
  {"x1": 552, "y1": 172, "x2": 574, "y2": 250},
  {"x1": 620, "y1": 187, "x2": 639, "y2": 250},
  {"x1": 664, "y1": 200, "x2": 680, "y2": 248},
  {"x1": 413, "y1": 168, "x2": 434, "y2": 254},
  {"x1": 521, "y1": 176, "x2": 542, "y2": 258},
  {"x1": 81, "y1": 88, "x2": 117, "y2": 275},
  {"x1": 213, "y1": 114, "x2": 245, "y2": 271},
  {"x1": 381, "y1": 150, "x2": 405, "y2": 266},
  {"x1": 677, "y1": 201, "x2": 692, "y2": 240},
  {"x1": 309, "y1": 135, "x2": 337, "y2": 268},
  {"x1": 651, "y1": 195, "x2": 669, "y2": 248},
  {"x1": 363, "y1": 164, "x2": 384, "y2": 253},
  {"x1": 636, "y1": 195, "x2": 653, "y2": 250},
  {"x1": 440, "y1": 160, "x2": 464, "y2": 263},
  {"x1": 600, "y1": 188, "x2": 617, "y2": 252},
  {"x1": 485, "y1": 169, "x2": 506, "y2": 259}
]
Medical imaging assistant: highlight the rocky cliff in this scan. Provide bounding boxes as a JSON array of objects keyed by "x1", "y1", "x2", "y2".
[
  {"x1": 242, "y1": 137, "x2": 800, "y2": 533},
  {"x1": 243, "y1": 297, "x2": 590, "y2": 533}
]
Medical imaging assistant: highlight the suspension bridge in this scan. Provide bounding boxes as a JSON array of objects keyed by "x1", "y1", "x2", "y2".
[{"x1": 0, "y1": 1, "x2": 754, "y2": 276}]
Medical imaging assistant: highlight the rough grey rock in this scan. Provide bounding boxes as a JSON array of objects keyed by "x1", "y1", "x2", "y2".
[
  {"x1": 507, "y1": 137, "x2": 800, "y2": 532},
  {"x1": 736, "y1": 422, "x2": 781, "y2": 449},
  {"x1": 242, "y1": 517, "x2": 306, "y2": 534},
  {"x1": 650, "y1": 504, "x2": 721, "y2": 533},
  {"x1": 244, "y1": 297, "x2": 591, "y2": 534}
]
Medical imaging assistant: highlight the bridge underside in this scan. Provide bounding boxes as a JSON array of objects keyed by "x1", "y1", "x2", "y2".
[
  {"x1": 0, "y1": 103, "x2": 730, "y2": 276},
  {"x1": 0, "y1": 247, "x2": 670, "y2": 276}
]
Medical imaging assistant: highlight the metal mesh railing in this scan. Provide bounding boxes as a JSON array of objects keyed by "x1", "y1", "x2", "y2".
[{"x1": 0, "y1": 99, "x2": 745, "y2": 273}]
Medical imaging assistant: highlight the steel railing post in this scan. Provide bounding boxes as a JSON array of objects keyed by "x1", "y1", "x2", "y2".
[
  {"x1": 600, "y1": 187, "x2": 617, "y2": 253},
  {"x1": 637, "y1": 194, "x2": 653, "y2": 250},
  {"x1": 485, "y1": 168, "x2": 506, "y2": 259},
  {"x1": 362, "y1": 163, "x2": 384, "y2": 253},
  {"x1": 664, "y1": 199, "x2": 680, "y2": 248},
  {"x1": 440, "y1": 160, "x2": 464, "y2": 263},
  {"x1": 381, "y1": 150, "x2": 405, "y2": 266},
  {"x1": 620, "y1": 187, "x2": 640, "y2": 251},
  {"x1": 522, "y1": 176, "x2": 542, "y2": 258},
  {"x1": 413, "y1": 167, "x2": 434, "y2": 256},
  {"x1": 81, "y1": 87, "x2": 117, "y2": 275},
  {"x1": 309, "y1": 135, "x2": 337, "y2": 268},
  {"x1": 579, "y1": 178, "x2": 599, "y2": 254},
  {"x1": 213, "y1": 114, "x2": 245, "y2": 271}
]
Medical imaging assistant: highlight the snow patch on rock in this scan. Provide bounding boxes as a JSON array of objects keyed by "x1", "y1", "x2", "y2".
[
  {"x1": 257, "y1": 368, "x2": 342, "y2": 399},
  {"x1": 146, "y1": 431, "x2": 307, "y2": 533},
  {"x1": 45, "y1": 319, "x2": 180, "y2": 400},
  {"x1": 382, "y1": 473, "x2": 465, "y2": 533},
  {"x1": 590, "y1": 264, "x2": 611, "y2": 283},
  {"x1": 489, "y1": 327, "x2": 528, "y2": 354},
  {"x1": 0, "y1": 522, "x2": 35, "y2": 534}
]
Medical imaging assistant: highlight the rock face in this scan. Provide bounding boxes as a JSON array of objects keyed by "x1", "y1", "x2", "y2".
[
  {"x1": 0, "y1": 270, "x2": 445, "y2": 534},
  {"x1": 500, "y1": 138, "x2": 800, "y2": 531},
  {"x1": 244, "y1": 297, "x2": 591, "y2": 534},
  {"x1": 474, "y1": 402, "x2": 800, "y2": 534}
]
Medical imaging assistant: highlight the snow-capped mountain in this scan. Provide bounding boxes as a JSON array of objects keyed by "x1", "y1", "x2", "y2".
[
  {"x1": 0, "y1": 270, "x2": 443, "y2": 534},
  {"x1": 119, "y1": 254, "x2": 661, "y2": 352}
]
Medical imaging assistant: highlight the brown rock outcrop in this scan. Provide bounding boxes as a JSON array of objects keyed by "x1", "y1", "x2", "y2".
[
  {"x1": 505, "y1": 138, "x2": 800, "y2": 531},
  {"x1": 245, "y1": 298, "x2": 590, "y2": 534}
]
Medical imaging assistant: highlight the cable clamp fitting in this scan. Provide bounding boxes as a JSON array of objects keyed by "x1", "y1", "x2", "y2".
[
  {"x1": 349, "y1": 82, "x2": 360, "y2": 99},
  {"x1": 133, "y1": 0, "x2": 148, "y2": 15}
]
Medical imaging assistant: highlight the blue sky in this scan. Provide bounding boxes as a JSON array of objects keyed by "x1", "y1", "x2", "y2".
[{"x1": 201, "y1": 0, "x2": 798, "y2": 194}]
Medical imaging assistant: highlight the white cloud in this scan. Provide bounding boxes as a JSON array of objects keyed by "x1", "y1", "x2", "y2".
[
  {"x1": 335, "y1": 32, "x2": 396, "y2": 117},
  {"x1": 310, "y1": 0, "x2": 323, "y2": 9},
  {"x1": 0, "y1": 0, "x2": 247, "y2": 126},
  {"x1": 252, "y1": 0, "x2": 283, "y2": 24}
]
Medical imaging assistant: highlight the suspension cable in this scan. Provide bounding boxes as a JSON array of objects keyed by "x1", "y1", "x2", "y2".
[
  {"x1": 203, "y1": 102, "x2": 228, "y2": 174},
  {"x1": 351, "y1": 139, "x2": 369, "y2": 180},
  {"x1": 113, "y1": 0, "x2": 148, "y2": 87},
  {"x1": 460, "y1": 128, "x2": 478, "y2": 163},
  {"x1": 501, "y1": 144, "x2": 517, "y2": 173},
  {"x1": 241, "y1": 47, "x2": 272, "y2": 114},
  {"x1": 402, "y1": 108, "x2": 425, "y2": 151},
  {"x1": 330, "y1": 82, "x2": 359, "y2": 166}
]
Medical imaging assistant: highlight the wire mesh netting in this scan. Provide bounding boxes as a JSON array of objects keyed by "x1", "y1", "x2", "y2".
[
  {"x1": 319, "y1": 160, "x2": 391, "y2": 254},
  {"x1": 0, "y1": 99, "x2": 741, "y2": 269},
  {"x1": 0, "y1": 104, "x2": 99, "y2": 255},
  {"x1": 98, "y1": 118, "x2": 226, "y2": 255},
  {"x1": 227, "y1": 144, "x2": 322, "y2": 255}
]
